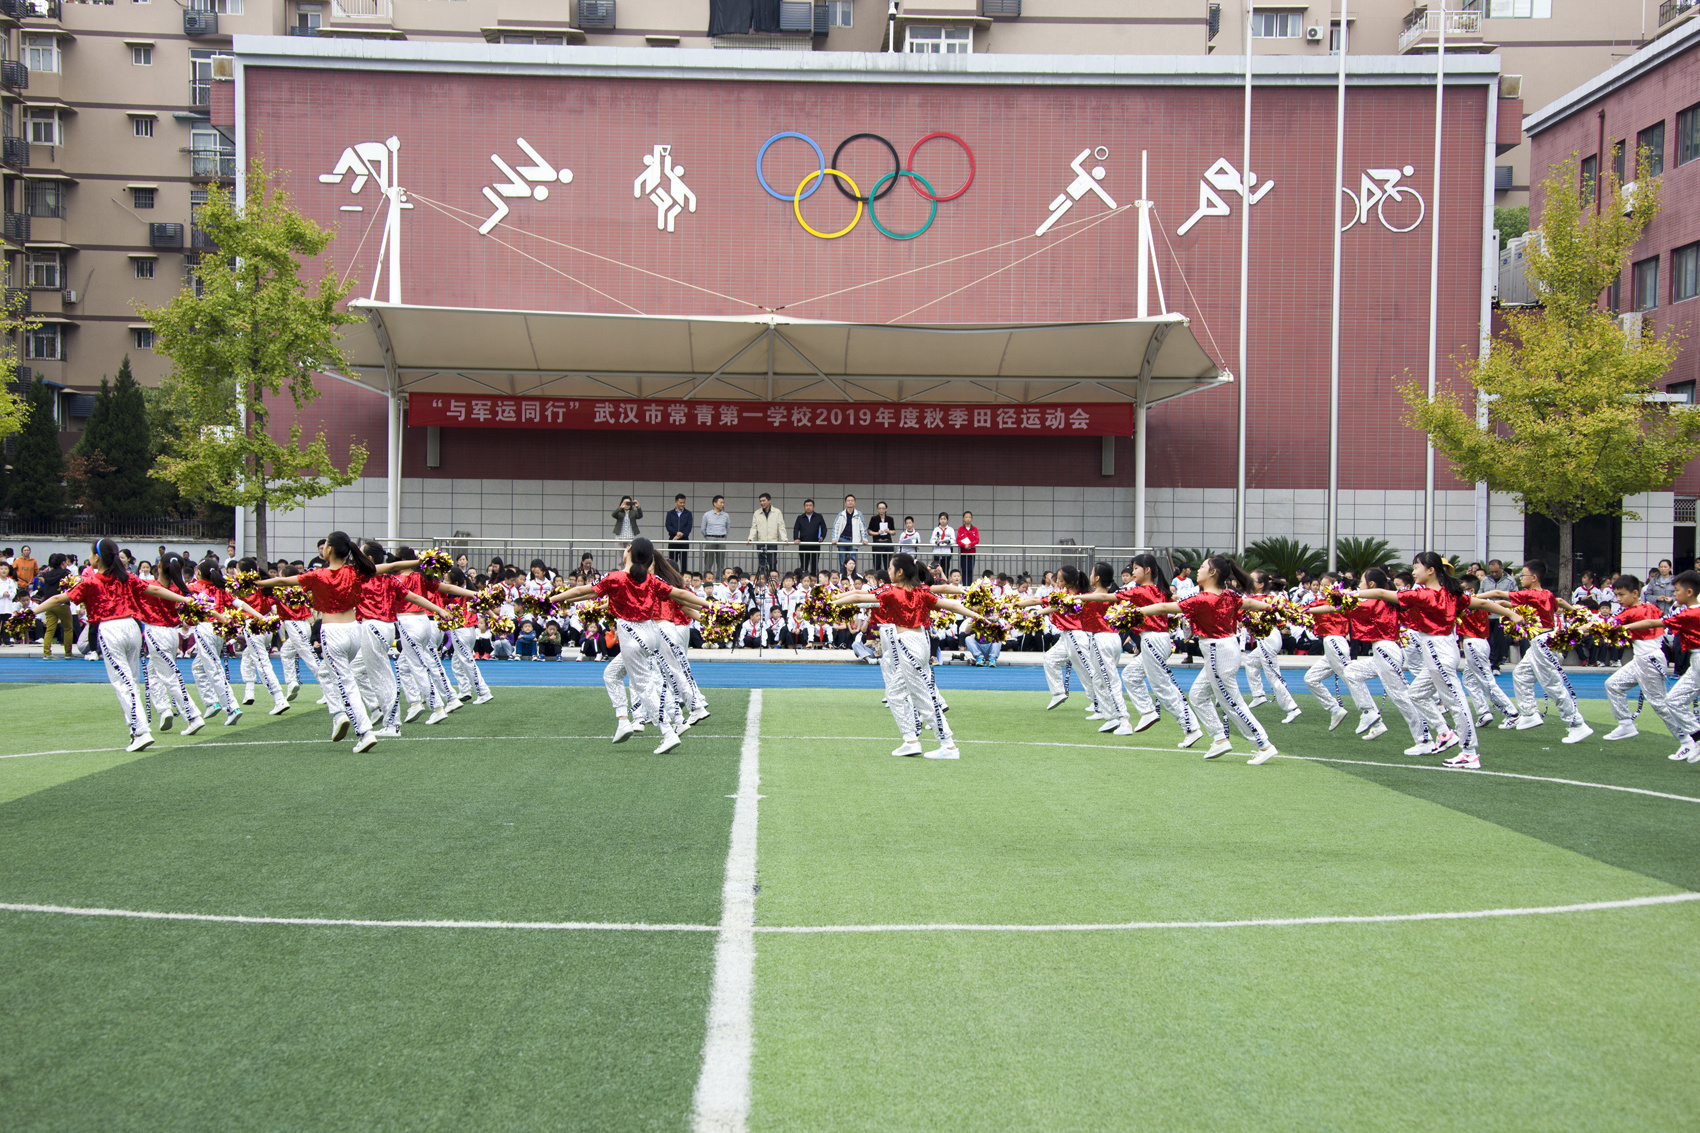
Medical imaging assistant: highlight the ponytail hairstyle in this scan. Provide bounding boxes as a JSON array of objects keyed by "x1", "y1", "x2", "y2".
[
  {"x1": 890, "y1": 553, "x2": 927, "y2": 586},
  {"x1": 628, "y1": 536, "x2": 656, "y2": 584},
  {"x1": 1362, "y1": 566, "x2": 1391, "y2": 590},
  {"x1": 1250, "y1": 569, "x2": 1272, "y2": 594},
  {"x1": 1414, "y1": 550, "x2": 1463, "y2": 599},
  {"x1": 395, "y1": 546, "x2": 417, "y2": 563},
  {"x1": 1130, "y1": 552, "x2": 1170, "y2": 599},
  {"x1": 196, "y1": 559, "x2": 227, "y2": 589},
  {"x1": 653, "y1": 554, "x2": 685, "y2": 589},
  {"x1": 1091, "y1": 562, "x2": 1117, "y2": 592},
  {"x1": 92, "y1": 537, "x2": 128, "y2": 581},
  {"x1": 1521, "y1": 558, "x2": 1548, "y2": 588},
  {"x1": 326, "y1": 531, "x2": 376, "y2": 578},
  {"x1": 1058, "y1": 565, "x2": 1087, "y2": 593},
  {"x1": 872, "y1": 569, "x2": 891, "y2": 586},
  {"x1": 1203, "y1": 554, "x2": 1253, "y2": 594},
  {"x1": 160, "y1": 552, "x2": 191, "y2": 595}
]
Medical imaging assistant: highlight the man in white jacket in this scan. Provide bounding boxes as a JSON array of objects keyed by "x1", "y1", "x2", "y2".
[{"x1": 832, "y1": 494, "x2": 868, "y2": 572}]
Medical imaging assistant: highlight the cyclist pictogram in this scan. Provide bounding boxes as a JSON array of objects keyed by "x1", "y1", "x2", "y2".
[{"x1": 1340, "y1": 166, "x2": 1426, "y2": 234}]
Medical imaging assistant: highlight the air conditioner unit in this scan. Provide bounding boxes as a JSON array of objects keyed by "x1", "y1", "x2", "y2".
[
  {"x1": 1618, "y1": 311, "x2": 1644, "y2": 343},
  {"x1": 1500, "y1": 74, "x2": 1523, "y2": 99},
  {"x1": 61, "y1": 289, "x2": 76, "y2": 305},
  {"x1": 1306, "y1": 25, "x2": 1323, "y2": 40},
  {"x1": 1623, "y1": 179, "x2": 1640, "y2": 216}
]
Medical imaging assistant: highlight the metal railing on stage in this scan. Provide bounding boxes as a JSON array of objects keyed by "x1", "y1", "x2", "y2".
[{"x1": 427, "y1": 537, "x2": 1154, "y2": 582}]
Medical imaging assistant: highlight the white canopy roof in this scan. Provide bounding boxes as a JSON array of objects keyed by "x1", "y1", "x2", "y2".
[{"x1": 341, "y1": 302, "x2": 1230, "y2": 407}]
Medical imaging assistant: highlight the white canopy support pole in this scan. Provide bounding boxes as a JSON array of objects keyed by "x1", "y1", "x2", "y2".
[
  {"x1": 1327, "y1": 0, "x2": 1348, "y2": 572},
  {"x1": 1134, "y1": 323, "x2": 1172, "y2": 551},
  {"x1": 1236, "y1": 1, "x2": 1253, "y2": 555},
  {"x1": 367, "y1": 308, "x2": 404, "y2": 544},
  {"x1": 1137, "y1": 150, "x2": 1151, "y2": 319},
  {"x1": 1476, "y1": 82, "x2": 1501, "y2": 562},
  {"x1": 1424, "y1": 9, "x2": 1446, "y2": 549},
  {"x1": 1135, "y1": 149, "x2": 1155, "y2": 550}
]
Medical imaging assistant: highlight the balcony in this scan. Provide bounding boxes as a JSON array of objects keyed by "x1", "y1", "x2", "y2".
[
  {"x1": 0, "y1": 60, "x2": 25, "y2": 93},
  {"x1": 183, "y1": 10, "x2": 218, "y2": 35},
  {"x1": 577, "y1": 0, "x2": 614, "y2": 28},
  {"x1": 148, "y1": 222, "x2": 183, "y2": 249},
  {"x1": 1, "y1": 135, "x2": 26, "y2": 169},
  {"x1": 190, "y1": 149, "x2": 235, "y2": 180},
  {"x1": 981, "y1": 0, "x2": 1020, "y2": 14},
  {"x1": 189, "y1": 224, "x2": 216, "y2": 251},
  {"x1": 3, "y1": 287, "x2": 29, "y2": 314},
  {"x1": 21, "y1": 0, "x2": 59, "y2": 21},
  {"x1": 190, "y1": 79, "x2": 210, "y2": 107},
  {"x1": 1399, "y1": 6, "x2": 1484, "y2": 53},
  {"x1": 0, "y1": 0, "x2": 25, "y2": 20},
  {"x1": 1662, "y1": 0, "x2": 1699, "y2": 27},
  {"x1": 287, "y1": 24, "x2": 318, "y2": 36},
  {"x1": 3, "y1": 211, "x2": 27, "y2": 243},
  {"x1": 330, "y1": 0, "x2": 390, "y2": 17}
]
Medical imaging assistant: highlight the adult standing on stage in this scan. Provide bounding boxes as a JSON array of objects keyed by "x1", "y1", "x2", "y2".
[
  {"x1": 747, "y1": 492, "x2": 785, "y2": 576},
  {"x1": 700, "y1": 495, "x2": 732, "y2": 579},
  {"x1": 612, "y1": 495, "x2": 643, "y2": 547},
  {"x1": 794, "y1": 499, "x2": 827, "y2": 576},
  {"x1": 833, "y1": 494, "x2": 868, "y2": 572},
  {"x1": 665, "y1": 493, "x2": 693, "y2": 572},
  {"x1": 869, "y1": 502, "x2": 897, "y2": 572}
]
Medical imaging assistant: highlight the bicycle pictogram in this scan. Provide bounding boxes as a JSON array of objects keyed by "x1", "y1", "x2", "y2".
[{"x1": 1340, "y1": 166, "x2": 1425, "y2": 234}]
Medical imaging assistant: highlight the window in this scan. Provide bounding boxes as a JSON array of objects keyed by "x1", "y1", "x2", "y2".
[
  {"x1": 1680, "y1": 104, "x2": 1700, "y2": 168},
  {"x1": 133, "y1": 117, "x2": 154, "y2": 138},
  {"x1": 1612, "y1": 138, "x2": 1626, "y2": 185},
  {"x1": 26, "y1": 109, "x2": 57, "y2": 146},
  {"x1": 1581, "y1": 154, "x2": 1597, "y2": 206},
  {"x1": 501, "y1": 34, "x2": 564, "y2": 44},
  {"x1": 1329, "y1": 22, "x2": 1344, "y2": 53},
  {"x1": 827, "y1": 0, "x2": 851, "y2": 26},
  {"x1": 131, "y1": 45, "x2": 152, "y2": 65},
  {"x1": 24, "y1": 35, "x2": 58, "y2": 74},
  {"x1": 192, "y1": 0, "x2": 244, "y2": 13},
  {"x1": 1669, "y1": 381, "x2": 1697, "y2": 404},
  {"x1": 25, "y1": 323, "x2": 60, "y2": 361},
  {"x1": 1638, "y1": 121, "x2": 1666, "y2": 176},
  {"x1": 26, "y1": 250, "x2": 59, "y2": 289},
  {"x1": 1250, "y1": 11, "x2": 1303, "y2": 37},
  {"x1": 131, "y1": 187, "x2": 155, "y2": 209},
  {"x1": 1634, "y1": 255, "x2": 1660, "y2": 311},
  {"x1": 133, "y1": 258, "x2": 154, "y2": 280},
  {"x1": 905, "y1": 25, "x2": 971, "y2": 53},
  {"x1": 190, "y1": 51, "x2": 213, "y2": 107},
  {"x1": 25, "y1": 181, "x2": 63, "y2": 218},
  {"x1": 296, "y1": 3, "x2": 321, "y2": 31},
  {"x1": 1608, "y1": 275, "x2": 1622, "y2": 315},
  {"x1": 1677, "y1": 243, "x2": 1700, "y2": 303},
  {"x1": 132, "y1": 328, "x2": 154, "y2": 350},
  {"x1": 1487, "y1": 0, "x2": 1552, "y2": 15}
]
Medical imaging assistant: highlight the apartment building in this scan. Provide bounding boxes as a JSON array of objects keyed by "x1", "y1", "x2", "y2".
[{"x1": 0, "y1": 1, "x2": 1656, "y2": 453}]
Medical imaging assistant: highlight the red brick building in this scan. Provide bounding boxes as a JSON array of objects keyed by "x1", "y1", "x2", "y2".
[
  {"x1": 226, "y1": 38, "x2": 1507, "y2": 566},
  {"x1": 1526, "y1": 19, "x2": 1700, "y2": 574}
]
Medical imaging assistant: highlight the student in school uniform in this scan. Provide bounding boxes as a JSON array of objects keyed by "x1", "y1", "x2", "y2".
[
  {"x1": 1629, "y1": 570, "x2": 1700, "y2": 761},
  {"x1": 1090, "y1": 553, "x2": 1196, "y2": 743},
  {"x1": 1504, "y1": 559, "x2": 1591, "y2": 743},
  {"x1": 353, "y1": 541, "x2": 459, "y2": 736},
  {"x1": 1456, "y1": 573, "x2": 1521, "y2": 727},
  {"x1": 136, "y1": 552, "x2": 206, "y2": 736},
  {"x1": 1339, "y1": 567, "x2": 1429, "y2": 747},
  {"x1": 1300, "y1": 571, "x2": 1372, "y2": 733},
  {"x1": 1602, "y1": 573, "x2": 1696, "y2": 751},
  {"x1": 1238, "y1": 570, "x2": 1302, "y2": 723},
  {"x1": 443, "y1": 570, "x2": 493, "y2": 705},
  {"x1": 232, "y1": 558, "x2": 290, "y2": 716},
  {"x1": 273, "y1": 579, "x2": 320, "y2": 703}
]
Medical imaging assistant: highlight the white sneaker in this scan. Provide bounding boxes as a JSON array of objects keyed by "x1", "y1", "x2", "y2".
[
  {"x1": 426, "y1": 707, "x2": 450, "y2": 726},
  {"x1": 1515, "y1": 714, "x2": 1544, "y2": 731},
  {"x1": 1280, "y1": 707, "x2": 1301, "y2": 724},
  {"x1": 1669, "y1": 744, "x2": 1693, "y2": 761},
  {"x1": 1354, "y1": 712, "x2": 1375, "y2": 735},
  {"x1": 655, "y1": 731, "x2": 682, "y2": 754},
  {"x1": 331, "y1": 715, "x2": 351, "y2": 742},
  {"x1": 1246, "y1": 696, "x2": 1269, "y2": 708},
  {"x1": 892, "y1": 740, "x2": 923, "y2": 757},
  {"x1": 181, "y1": 719, "x2": 205, "y2": 737},
  {"x1": 1404, "y1": 740, "x2": 1438, "y2": 756},
  {"x1": 1178, "y1": 730, "x2": 1204, "y2": 749},
  {"x1": 285, "y1": 682, "x2": 300, "y2": 702},
  {"x1": 1604, "y1": 723, "x2": 1639, "y2": 741},
  {"x1": 632, "y1": 722, "x2": 647, "y2": 733},
  {"x1": 352, "y1": 733, "x2": 379, "y2": 754},
  {"x1": 1433, "y1": 730, "x2": 1461, "y2": 753},
  {"x1": 1443, "y1": 751, "x2": 1481, "y2": 769},
  {"x1": 445, "y1": 698, "x2": 464, "y2": 713},
  {"x1": 688, "y1": 707, "x2": 711, "y2": 725},
  {"x1": 1328, "y1": 707, "x2": 1348, "y2": 732},
  {"x1": 242, "y1": 684, "x2": 255, "y2": 705},
  {"x1": 268, "y1": 700, "x2": 290, "y2": 716},
  {"x1": 1134, "y1": 712, "x2": 1160, "y2": 733},
  {"x1": 315, "y1": 696, "x2": 328, "y2": 706},
  {"x1": 1562, "y1": 723, "x2": 1595, "y2": 745},
  {"x1": 474, "y1": 693, "x2": 495, "y2": 705},
  {"x1": 923, "y1": 745, "x2": 961, "y2": 760},
  {"x1": 405, "y1": 703, "x2": 426, "y2": 724},
  {"x1": 126, "y1": 733, "x2": 154, "y2": 753},
  {"x1": 1112, "y1": 721, "x2": 1134, "y2": 736},
  {"x1": 1362, "y1": 721, "x2": 1388, "y2": 741},
  {"x1": 1498, "y1": 713, "x2": 1519, "y2": 729},
  {"x1": 1085, "y1": 711, "x2": 1103, "y2": 721},
  {"x1": 1475, "y1": 710, "x2": 1494, "y2": 727},
  {"x1": 1097, "y1": 719, "x2": 1119, "y2": 733},
  {"x1": 1248, "y1": 745, "x2": 1278, "y2": 765},
  {"x1": 158, "y1": 711, "x2": 173, "y2": 732},
  {"x1": 375, "y1": 726, "x2": 401, "y2": 738},
  {"x1": 1687, "y1": 746, "x2": 1700, "y2": 765},
  {"x1": 223, "y1": 708, "x2": 242, "y2": 726},
  {"x1": 613, "y1": 718, "x2": 634, "y2": 744},
  {"x1": 1203, "y1": 738, "x2": 1233, "y2": 759},
  {"x1": 1046, "y1": 694, "x2": 1068, "y2": 710}
]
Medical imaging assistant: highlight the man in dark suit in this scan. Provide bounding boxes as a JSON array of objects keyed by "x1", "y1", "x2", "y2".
[{"x1": 666, "y1": 493, "x2": 694, "y2": 571}]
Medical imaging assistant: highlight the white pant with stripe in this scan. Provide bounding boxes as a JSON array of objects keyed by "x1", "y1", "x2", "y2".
[
  {"x1": 1187, "y1": 636, "x2": 1270, "y2": 747},
  {"x1": 142, "y1": 622, "x2": 202, "y2": 726},
  {"x1": 95, "y1": 617, "x2": 149, "y2": 739}
]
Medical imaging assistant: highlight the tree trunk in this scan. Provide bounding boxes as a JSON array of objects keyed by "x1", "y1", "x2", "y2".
[
  {"x1": 250, "y1": 381, "x2": 266, "y2": 566},
  {"x1": 1557, "y1": 519, "x2": 1574, "y2": 596},
  {"x1": 255, "y1": 492, "x2": 268, "y2": 571}
]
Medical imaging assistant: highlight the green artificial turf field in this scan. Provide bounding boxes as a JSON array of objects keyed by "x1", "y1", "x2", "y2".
[{"x1": 2, "y1": 680, "x2": 1699, "y2": 1130}]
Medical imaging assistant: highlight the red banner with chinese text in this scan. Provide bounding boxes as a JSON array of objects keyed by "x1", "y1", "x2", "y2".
[{"x1": 409, "y1": 396, "x2": 1133, "y2": 436}]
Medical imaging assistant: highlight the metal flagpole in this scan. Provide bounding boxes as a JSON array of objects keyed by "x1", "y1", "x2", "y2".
[
  {"x1": 1236, "y1": 1, "x2": 1253, "y2": 555},
  {"x1": 1327, "y1": 2, "x2": 1349, "y2": 573},
  {"x1": 1424, "y1": 7, "x2": 1446, "y2": 549}
]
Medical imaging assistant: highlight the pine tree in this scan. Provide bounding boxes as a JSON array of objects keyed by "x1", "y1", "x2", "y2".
[
  {"x1": 8, "y1": 380, "x2": 65, "y2": 524},
  {"x1": 70, "y1": 356, "x2": 153, "y2": 518}
]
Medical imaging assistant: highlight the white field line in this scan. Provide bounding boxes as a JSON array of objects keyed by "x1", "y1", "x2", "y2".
[
  {"x1": 692, "y1": 688, "x2": 762, "y2": 1133},
  {"x1": 4, "y1": 891, "x2": 1696, "y2": 935}
]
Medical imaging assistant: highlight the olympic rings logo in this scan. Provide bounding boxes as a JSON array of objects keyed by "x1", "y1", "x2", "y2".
[{"x1": 757, "y1": 131, "x2": 975, "y2": 240}]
